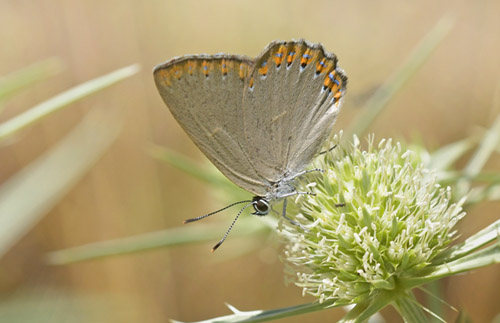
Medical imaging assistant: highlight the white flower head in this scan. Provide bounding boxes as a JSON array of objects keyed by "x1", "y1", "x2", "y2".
[{"x1": 280, "y1": 135, "x2": 466, "y2": 305}]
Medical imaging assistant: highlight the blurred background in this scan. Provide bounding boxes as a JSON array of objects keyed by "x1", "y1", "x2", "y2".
[{"x1": 1, "y1": 0, "x2": 500, "y2": 322}]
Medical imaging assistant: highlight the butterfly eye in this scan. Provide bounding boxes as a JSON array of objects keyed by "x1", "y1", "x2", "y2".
[{"x1": 252, "y1": 197, "x2": 270, "y2": 216}]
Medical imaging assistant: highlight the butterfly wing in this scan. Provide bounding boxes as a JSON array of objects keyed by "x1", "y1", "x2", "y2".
[
  {"x1": 241, "y1": 40, "x2": 347, "y2": 182},
  {"x1": 154, "y1": 55, "x2": 269, "y2": 196}
]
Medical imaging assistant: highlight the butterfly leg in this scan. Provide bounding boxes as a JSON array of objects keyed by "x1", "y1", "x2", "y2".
[
  {"x1": 280, "y1": 191, "x2": 316, "y2": 199},
  {"x1": 286, "y1": 145, "x2": 339, "y2": 182},
  {"x1": 287, "y1": 168, "x2": 325, "y2": 181},
  {"x1": 269, "y1": 204, "x2": 279, "y2": 216},
  {"x1": 280, "y1": 198, "x2": 308, "y2": 231},
  {"x1": 281, "y1": 198, "x2": 299, "y2": 226},
  {"x1": 285, "y1": 145, "x2": 338, "y2": 182},
  {"x1": 285, "y1": 191, "x2": 344, "y2": 207}
]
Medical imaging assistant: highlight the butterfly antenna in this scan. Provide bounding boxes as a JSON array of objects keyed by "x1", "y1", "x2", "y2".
[
  {"x1": 319, "y1": 144, "x2": 337, "y2": 155},
  {"x1": 183, "y1": 200, "x2": 252, "y2": 224},
  {"x1": 211, "y1": 201, "x2": 255, "y2": 252}
]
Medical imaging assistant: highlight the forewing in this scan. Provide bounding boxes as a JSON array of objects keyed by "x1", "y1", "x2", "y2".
[
  {"x1": 241, "y1": 40, "x2": 347, "y2": 181},
  {"x1": 154, "y1": 55, "x2": 268, "y2": 195}
]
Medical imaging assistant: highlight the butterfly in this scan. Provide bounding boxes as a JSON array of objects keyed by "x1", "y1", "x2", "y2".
[{"x1": 154, "y1": 39, "x2": 347, "y2": 251}]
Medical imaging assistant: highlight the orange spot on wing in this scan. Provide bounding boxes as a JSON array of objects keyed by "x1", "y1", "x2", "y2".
[
  {"x1": 173, "y1": 66, "x2": 183, "y2": 80},
  {"x1": 323, "y1": 70, "x2": 338, "y2": 91},
  {"x1": 316, "y1": 58, "x2": 327, "y2": 74},
  {"x1": 332, "y1": 75, "x2": 342, "y2": 92},
  {"x1": 300, "y1": 48, "x2": 313, "y2": 67},
  {"x1": 157, "y1": 69, "x2": 172, "y2": 86},
  {"x1": 239, "y1": 63, "x2": 248, "y2": 79},
  {"x1": 323, "y1": 75, "x2": 332, "y2": 89},
  {"x1": 187, "y1": 61, "x2": 195, "y2": 75},
  {"x1": 273, "y1": 46, "x2": 286, "y2": 67},
  {"x1": 258, "y1": 60, "x2": 268, "y2": 76},
  {"x1": 287, "y1": 48, "x2": 297, "y2": 65},
  {"x1": 202, "y1": 61, "x2": 209, "y2": 77},
  {"x1": 221, "y1": 60, "x2": 229, "y2": 76}
]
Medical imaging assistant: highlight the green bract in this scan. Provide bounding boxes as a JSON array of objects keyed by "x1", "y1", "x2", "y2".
[{"x1": 280, "y1": 135, "x2": 466, "y2": 305}]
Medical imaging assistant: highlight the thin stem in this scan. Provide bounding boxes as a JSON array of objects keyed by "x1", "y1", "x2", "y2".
[{"x1": 393, "y1": 292, "x2": 430, "y2": 323}]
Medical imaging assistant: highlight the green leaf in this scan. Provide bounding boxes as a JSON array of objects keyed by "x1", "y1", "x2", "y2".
[
  {"x1": 338, "y1": 292, "x2": 393, "y2": 323},
  {"x1": 454, "y1": 311, "x2": 473, "y2": 323},
  {"x1": 455, "y1": 113, "x2": 500, "y2": 196},
  {"x1": 463, "y1": 113, "x2": 500, "y2": 175},
  {"x1": 465, "y1": 182, "x2": 500, "y2": 205},
  {"x1": 0, "y1": 57, "x2": 64, "y2": 104},
  {"x1": 406, "y1": 243, "x2": 500, "y2": 288},
  {"x1": 427, "y1": 137, "x2": 476, "y2": 172},
  {"x1": 0, "y1": 64, "x2": 140, "y2": 141},
  {"x1": 465, "y1": 172, "x2": 500, "y2": 183},
  {"x1": 433, "y1": 218, "x2": 500, "y2": 263},
  {"x1": 345, "y1": 15, "x2": 455, "y2": 137},
  {"x1": 46, "y1": 218, "x2": 268, "y2": 265},
  {"x1": 393, "y1": 292, "x2": 431, "y2": 323},
  {"x1": 147, "y1": 144, "x2": 231, "y2": 188},
  {"x1": 419, "y1": 283, "x2": 456, "y2": 323},
  {"x1": 171, "y1": 300, "x2": 338, "y2": 323},
  {"x1": 147, "y1": 143, "x2": 249, "y2": 201},
  {"x1": 0, "y1": 107, "x2": 122, "y2": 259},
  {"x1": 439, "y1": 171, "x2": 500, "y2": 186},
  {"x1": 0, "y1": 287, "x2": 102, "y2": 323}
]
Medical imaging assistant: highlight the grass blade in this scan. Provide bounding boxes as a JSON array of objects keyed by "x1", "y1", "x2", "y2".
[
  {"x1": 147, "y1": 144, "x2": 230, "y2": 188},
  {"x1": 147, "y1": 143, "x2": 249, "y2": 200},
  {"x1": 432, "y1": 218, "x2": 500, "y2": 263},
  {"x1": 0, "y1": 64, "x2": 139, "y2": 141},
  {"x1": 345, "y1": 15, "x2": 455, "y2": 137},
  {"x1": 392, "y1": 292, "x2": 431, "y2": 323},
  {"x1": 406, "y1": 243, "x2": 500, "y2": 288},
  {"x1": 171, "y1": 300, "x2": 337, "y2": 323},
  {"x1": 0, "y1": 107, "x2": 122, "y2": 259},
  {"x1": 427, "y1": 137, "x2": 476, "y2": 172},
  {"x1": 46, "y1": 218, "x2": 267, "y2": 265},
  {"x1": 0, "y1": 57, "x2": 64, "y2": 103},
  {"x1": 456, "y1": 113, "x2": 500, "y2": 196}
]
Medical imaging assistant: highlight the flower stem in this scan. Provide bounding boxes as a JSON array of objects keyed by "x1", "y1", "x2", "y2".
[{"x1": 393, "y1": 292, "x2": 430, "y2": 323}]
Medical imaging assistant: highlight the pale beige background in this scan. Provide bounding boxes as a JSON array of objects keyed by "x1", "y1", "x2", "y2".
[{"x1": 1, "y1": 1, "x2": 499, "y2": 322}]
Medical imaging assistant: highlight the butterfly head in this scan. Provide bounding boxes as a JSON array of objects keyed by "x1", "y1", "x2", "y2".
[{"x1": 251, "y1": 196, "x2": 270, "y2": 216}]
